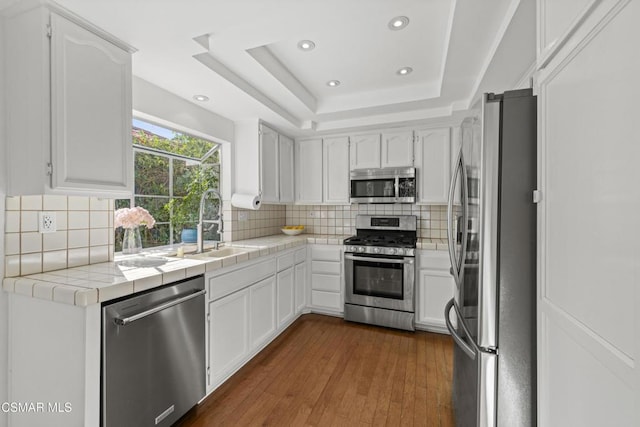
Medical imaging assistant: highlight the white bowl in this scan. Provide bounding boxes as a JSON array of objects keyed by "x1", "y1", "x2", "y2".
[{"x1": 281, "y1": 228, "x2": 304, "y2": 236}]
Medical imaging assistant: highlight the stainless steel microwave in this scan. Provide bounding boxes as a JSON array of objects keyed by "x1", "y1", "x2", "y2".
[{"x1": 350, "y1": 167, "x2": 416, "y2": 203}]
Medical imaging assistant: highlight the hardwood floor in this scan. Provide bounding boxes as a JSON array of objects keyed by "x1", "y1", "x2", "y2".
[{"x1": 177, "y1": 314, "x2": 455, "y2": 427}]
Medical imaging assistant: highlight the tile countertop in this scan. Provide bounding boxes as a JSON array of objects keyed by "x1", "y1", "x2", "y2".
[{"x1": 1, "y1": 234, "x2": 448, "y2": 307}]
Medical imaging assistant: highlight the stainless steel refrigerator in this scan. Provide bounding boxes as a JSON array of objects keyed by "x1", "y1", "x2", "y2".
[{"x1": 445, "y1": 89, "x2": 537, "y2": 427}]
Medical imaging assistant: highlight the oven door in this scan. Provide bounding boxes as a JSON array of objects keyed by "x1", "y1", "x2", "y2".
[{"x1": 344, "y1": 253, "x2": 414, "y2": 312}]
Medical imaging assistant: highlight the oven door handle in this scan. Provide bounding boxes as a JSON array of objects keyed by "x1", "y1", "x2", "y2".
[{"x1": 344, "y1": 254, "x2": 414, "y2": 264}]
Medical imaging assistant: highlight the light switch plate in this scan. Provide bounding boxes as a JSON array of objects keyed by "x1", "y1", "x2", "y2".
[
  {"x1": 39, "y1": 211, "x2": 57, "y2": 233},
  {"x1": 238, "y1": 211, "x2": 248, "y2": 221}
]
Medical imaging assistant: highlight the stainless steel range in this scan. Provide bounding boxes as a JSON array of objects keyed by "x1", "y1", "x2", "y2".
[{"x1": 343, "y1": 215, "x2": 417, "y2": 331}]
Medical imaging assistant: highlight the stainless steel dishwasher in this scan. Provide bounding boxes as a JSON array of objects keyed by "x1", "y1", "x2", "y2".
[{"x1": 102, "y1": 276, "x2": 206, "y2": 426}]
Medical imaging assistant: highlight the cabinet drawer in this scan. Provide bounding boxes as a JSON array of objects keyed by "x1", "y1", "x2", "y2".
[
  {"x1": 418, "y1": 250, "x2": 452, "y2": 271},
  {"x1": 312, "y1": 260, "x2": 341, "y2": 275},
  {"x1": 311, "y1": 245, "x2": 341, "y2": 262},
  {"x1": 209, "y1": 259, "x2": 276, "y2": 300},
  {"x1": 311, "y1": 273, "x2": 341, "y2": 292},
  {"x1": 277, "y1": 252, "x2": 294, "y2": 271},
  {"x1": 311, "y1": 290, "x2": 341, "y2": 310},
  {"x1": 294, "y1": 248, "x2": 306, "y2": 264}
]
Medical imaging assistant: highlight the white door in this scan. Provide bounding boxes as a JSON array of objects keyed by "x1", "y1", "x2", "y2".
[
  {"x1": 323, "y1": 136, "x2": 350, "y2": 204},
  {"x1": 295, "y1": 139, "x2": 323, "y2": 203},
  {"x1": 249, "y1": 276, "x2": 276, "y2": 349},
  {"x1": 349, "y1": 134, "x2": 380, "y2": 169},
  {"x1": 260, "y1": 125, "x2": 279, "y2": 203},
  {"x1": 381, "y1": 131, "x2": 414, "y2": 167},
  {"x1": 277, "y1": 267, "x2": 295, "y2": 327},
  {"x1": 208, "y1": 289, "x2": 249, "y2": 382},
  {"x1": 417, "y1": 269, "x2": 454, "y2": 330},
  {"x1": 294, "y1": 262, "x2": 307, "y2": 314},
  {"x1": 537, "y1": 1, "x2": 640, "y2": 426},
  {"x1": 414, "y1": 128, "x2": 451, "y2": 204},
  {"x1": 278, "y1": 134, "x2": 294, "y2": 203},
  {"x1": 50, "y1": 13, "x2": 132, "y2": 195}
]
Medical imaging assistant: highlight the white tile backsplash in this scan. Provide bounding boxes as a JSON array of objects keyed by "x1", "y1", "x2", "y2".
[
  {"x1": 21, "y1": 232, "x2": 42, "y2": 254},
  {"x1": 21, "y1": 195, "x2": 42, "y2": 211},
  {"x1": 20, "y1": 211, "x2": 38, "y2": 232},
  {"x1": 43, "y1": 195, "x2": 68, "y2": 211},
  {"x1": 4, "y1": 196, "x2": 116, "y2": 277},
  {"x1": 68, "y1": 211, "x2": 89, "y2": 229}
]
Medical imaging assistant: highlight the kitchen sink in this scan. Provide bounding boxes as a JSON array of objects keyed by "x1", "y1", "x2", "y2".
[{"x1": 185, "y1": 247, "x2": 248, "y2": 259}]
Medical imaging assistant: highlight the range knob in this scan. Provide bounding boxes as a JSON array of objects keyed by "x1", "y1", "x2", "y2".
[
  {"x1": 357, "y1": 246, "x2": 366, "y2": 253},
  {"x1": 387, "y1": 248, "x2": 397, "y2": 255},
  {"x1": 349, "y1": 246, "x2": 358, "y2": 253},
  {"x1": 373, "y1": 247, "x2": 382, "y2": 254}
]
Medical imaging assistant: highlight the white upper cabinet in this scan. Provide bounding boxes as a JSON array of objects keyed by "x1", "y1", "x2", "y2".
[
  {"x1": 414, "y1": 128, "x2": 451, "y2": 204},
  {"x1": 4, "y1": 5, "x2": 134, "y2": 197},
  {"x1": 257, "y1": 124, "x2": 294, "y2": 204},
  {"x1": 260, "y1": 125, "x2": 280, "y2": 203},
  {"x1": 350, "y1": 134, "x2": 381, "y2": 169},
  {"x1": 350, "y1": 131, "x2": 414, "y2": 170},
  {"x1": 323, "y1": 136, "x2": 350, "y2": 205},
  {"x1": 381, "y1": 131, "x2": 414, "y2": 168},
  {"x1": 295, "y1": 137, "x2": 349, "y2": 205},
  {"x1": 295, "y1": 139, "x2": 323, "y2": 204},
  {"x1": 278, "y1": 134, "x2": 295, "y2": 203}
]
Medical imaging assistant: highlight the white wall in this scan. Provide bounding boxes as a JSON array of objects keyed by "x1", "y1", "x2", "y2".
[{"x1": 0, "y1": 13, "x2": 8, "y2": 427}]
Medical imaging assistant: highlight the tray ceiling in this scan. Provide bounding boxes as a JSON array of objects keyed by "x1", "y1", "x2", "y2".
[{"x1": 42, "y1": 0, "x2": 534, "y2": 136}]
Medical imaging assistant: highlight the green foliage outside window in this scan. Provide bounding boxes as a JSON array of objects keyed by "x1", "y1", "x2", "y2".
[{"x1": 115, "y1": 124, "x2": 220, "y2": 252}]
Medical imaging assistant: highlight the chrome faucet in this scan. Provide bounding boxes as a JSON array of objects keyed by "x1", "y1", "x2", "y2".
[{"x1": 196, "y1": 189, "x2": 223, "y2": 253}]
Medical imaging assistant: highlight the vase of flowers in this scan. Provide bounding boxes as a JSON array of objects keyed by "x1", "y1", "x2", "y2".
[{"x1": 114, "y1": 207, "x2": 156, "y2": 255}]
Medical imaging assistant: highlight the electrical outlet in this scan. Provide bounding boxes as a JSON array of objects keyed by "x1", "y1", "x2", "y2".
[
  {"x1": 238, "y1": 211, "x2": 248, "y2": 221},
  {"x1": 39, "y1": 212, "x2": 57, "y2": 233},
  {"x1": 308, "y1": 211, "x2": 316, "y2": 218}
]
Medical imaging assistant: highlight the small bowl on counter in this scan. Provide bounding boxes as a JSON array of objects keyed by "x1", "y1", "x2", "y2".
[{"x1": 281, "y1": 226, "x2": 304, "y2": 236}]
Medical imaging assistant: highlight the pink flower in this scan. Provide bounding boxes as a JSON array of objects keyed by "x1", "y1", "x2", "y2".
[{"x1": 114, "y1": 207, "x2": 156, "y2": 229}]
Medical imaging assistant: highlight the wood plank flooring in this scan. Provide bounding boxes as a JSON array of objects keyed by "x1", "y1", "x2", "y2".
[{"x1": 177, "y1": 314, "x2": 454, "y2": 427}]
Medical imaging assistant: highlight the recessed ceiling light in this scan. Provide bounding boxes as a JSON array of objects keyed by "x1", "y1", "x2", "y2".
[
  {"x1": 397, "y1": 67, "x2": 413, "y2": 76},
  {"x1": 388, "y1": 16, "x2": 409, "y2": 30},
  {"x1": 193, "y1": 95, "x2": 209, "y2": 102},
  {"x1": 297, "y1": 40, "x2": 316, "y2": 51},
  {"x1": 327, "y1": 80, "x2": 341, "y2": 87}
]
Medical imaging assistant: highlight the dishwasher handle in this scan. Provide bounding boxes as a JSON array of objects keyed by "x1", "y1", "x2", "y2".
[{"x1": 114, "y1": 289, "x2": 206, "y2": 326}]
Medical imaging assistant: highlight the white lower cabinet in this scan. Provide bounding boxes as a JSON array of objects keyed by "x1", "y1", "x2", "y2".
[
  {"x1": 416, "y1": 250, "x2": 454, "y2": 333},
  {"x1": 249, "y1": 276, "x2": 276, "y2": 349},
  {"x1": 206, "y1": 248, "x2": 309, "y2": 392},
  {"x1": 277, "y1": 267, "x2": 295, "y2": 327},
  {"x1": 295, "y1": 261, "x2": 307, "y2": 314},
  {"x1": 208, "y1": 288, "x2": 250, "y2": 384},
  {"x1": 309, "y1": 244, "x2": 343, "y2": 314}
]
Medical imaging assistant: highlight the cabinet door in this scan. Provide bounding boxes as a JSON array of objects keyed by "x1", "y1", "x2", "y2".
[
  {"x1": 277, "y1": 267, "x2": 295, "y2": 328},
  {"x1": 381, "y1": 131, "x2": 414, "y2": 167},
  {"x1": 249, "y1": 276, "x2": 276, "y2": 349},
  {"x1": 208, "y1": 289, "x2": 249, "y2": 382},
  {"x1": 50, "y1": 13, "x2": 132, "y2": 195},
  {"x1": 295, "y1": 262, "x2": 307, "y2": 314},
  {"x1": 414, "y1": 128, "x2": 451, "y2": 204},
  {"x1": 260, "y1": 125, "x2": 279, "y2": 203},
  {"x1": 417, "y1": 269, "x2": 454, "y2": 330},
  {"x1": 323, "y1": 136, "x2": 350, "y2": 204},
  {"x1": 295, "y1": 139, "x2": 323, "y2": 203},
  {"x1": 278, "y1": 134, "x2": 295, "y2": 203},
  {"x1": 349, "y1": 134, "x2": 380, "y2": 169}
]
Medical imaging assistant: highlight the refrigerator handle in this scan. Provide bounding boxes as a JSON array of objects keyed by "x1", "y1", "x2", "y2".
[
  {"x1": 447, "y1": 149, "x2": 468, "y2": 284},
  {"x1": 445, "y1": 298, "x2": 477, "y2": 360}
]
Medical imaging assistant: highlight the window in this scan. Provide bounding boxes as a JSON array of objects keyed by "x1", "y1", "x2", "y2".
[{"x1": 115, "y1": 119, "x2": 221, "y2": 251}]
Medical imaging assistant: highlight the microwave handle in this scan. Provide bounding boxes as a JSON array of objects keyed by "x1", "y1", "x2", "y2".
[{"x1": 394, "y1": 176, "x2": 399, "y2": 200}]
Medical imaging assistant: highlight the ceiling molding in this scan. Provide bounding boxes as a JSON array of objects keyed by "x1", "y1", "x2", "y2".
[
  {"x1": 437, "y1": 0, "x2": 458, "y2": 94},
  {"x1": 467, "y1": 0, "x2": 523, "y2": 106},
  {"x1": 193, "y1": 50, "x2": 302, "y2": 128},
  {"x1": 246, "y1": 45, "x2": 317, "y2": 113}
]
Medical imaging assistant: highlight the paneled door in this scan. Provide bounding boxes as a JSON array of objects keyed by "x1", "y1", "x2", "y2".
[{"x1": 537, "y1": 1, "x2": 640, "y2": 426}]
